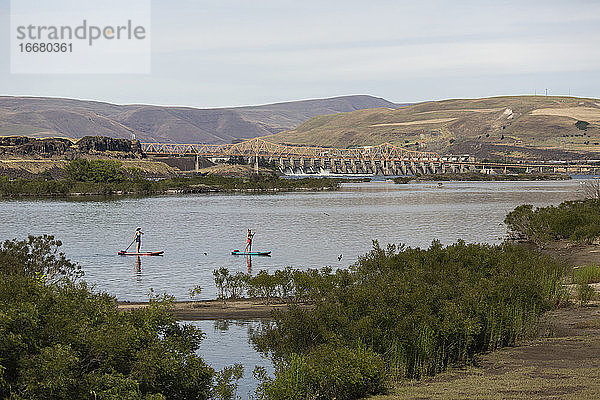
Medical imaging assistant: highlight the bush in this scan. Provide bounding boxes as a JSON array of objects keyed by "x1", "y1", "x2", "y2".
[
  {"x1": 0, "y1": 274, "x2": 215, "y2": 400},
  {"x1": 575, "y1": 120, "x2": 590, "y2": 131},
  {"x1": 256, "y1": 345, "x2": 385, "y2": 400},
  {"x1": 65, "y1": 159, "x2": 125, "y2": 183},
  {"x1": 576, "y1": 283, "x2": 595, "y2": 306},
  {"x1": 0, "y1": 235, "x2": 82, "y2": 281},
  {"x1": 252, "y1": 240, "x2": 565, "y2": 398},
  {"x1": 0, "y1": 236, "x2": 241, "y2": 400},
  {"x1": 505, "y1": 199, "x2": 600, "y2": 244}
]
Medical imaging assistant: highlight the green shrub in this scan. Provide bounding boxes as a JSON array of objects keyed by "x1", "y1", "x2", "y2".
[
  {"x1": 505, "y1": 199, "x2": 600, "y2": 244},
  {"x1": 0, "y1": 235, "x2": 82, "y2": 281},
  {"x1": 256, "y1": 345, "x2": 385, "y2": 400},
  {"x1": 576, "y1": 283, "x2": 595, "y2": 306},
  {"x1": 575, "y1": 120, "x2": 590, "y2": 131},
  {"x1": 0, "y1": 236, "x2": 242, "y2": 400},
  {"x1": 252, "y1": 240, "x2": 565, "y2": 398},
  {"x1": 65, "y1": 159, "x2": 125, "y2": 183}
]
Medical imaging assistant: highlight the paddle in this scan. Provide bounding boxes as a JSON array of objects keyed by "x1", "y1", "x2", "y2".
[{"x1": 122, "y1": 238, "x2": 136, "y2": 253}]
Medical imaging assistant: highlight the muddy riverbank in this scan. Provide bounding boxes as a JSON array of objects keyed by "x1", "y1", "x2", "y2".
[{"x1": 118, "y1": 298, "x2": 311, "y2": 320}]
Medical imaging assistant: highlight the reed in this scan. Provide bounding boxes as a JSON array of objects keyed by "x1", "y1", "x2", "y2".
[{"x1": 251, "y1": 241, "x2": 566, "y2": 399}]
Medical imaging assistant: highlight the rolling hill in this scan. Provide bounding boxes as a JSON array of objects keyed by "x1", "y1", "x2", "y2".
[
  {"x1": 266, "y1": 96, "x2": 600, "y2": 160},
  {"x1": 0, "y1": 95, "x2": 399, "y2": 144}
]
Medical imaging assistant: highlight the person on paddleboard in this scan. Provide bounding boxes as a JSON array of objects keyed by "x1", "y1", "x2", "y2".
[
  {"x1": 245, "y1": 229, "x2": 255, "y2": 253},
  {"x1": 133, "y1": 227, "x2": 144, "y2": 253}
]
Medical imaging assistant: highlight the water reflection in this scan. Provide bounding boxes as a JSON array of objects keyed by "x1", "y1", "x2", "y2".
[
  {"x1": 134, "y1": 256, "x2": 142, "y2": 281},
  {"x1": 190, "y1": 319, "x2": 274, "y2": 399},
  {"x1": 213, "y1": 319, "x2": 252, "y2": 332}
]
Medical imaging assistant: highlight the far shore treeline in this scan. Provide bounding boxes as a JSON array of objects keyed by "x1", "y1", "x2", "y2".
[{"x1": 0, "y1": 158, "x2": 341, "y2": 197}]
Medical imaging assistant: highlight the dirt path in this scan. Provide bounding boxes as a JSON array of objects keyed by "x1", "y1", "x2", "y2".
[
  {"x1": 118, "y1": 299, "x2": 308, "y2": 320},
  {"x1": 538, "y1": 240, "x2": 600, "y2": 267},
  {"x1": 372, "y1": 305, "x2": 600, "y2": 400}
]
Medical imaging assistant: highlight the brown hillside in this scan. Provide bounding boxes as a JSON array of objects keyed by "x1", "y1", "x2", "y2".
[
  {"x1": 0, "y1": 95, "x2": 399, "y2": 145},
  {"x1": 266, "y1": 96, "x2": 600, "y2": 160}
]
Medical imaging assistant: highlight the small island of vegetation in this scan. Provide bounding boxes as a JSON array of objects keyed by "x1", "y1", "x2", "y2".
[{"x1": 393, "y1": 172, "x2": 571, "y2": 184}]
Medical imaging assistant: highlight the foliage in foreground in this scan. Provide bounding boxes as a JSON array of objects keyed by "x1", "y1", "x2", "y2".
[
  {"x1": 250, "y1": 241, "x2": 565, "y2": 399},
  {"x1": 0, "y1": 235, "x2": 82, "y2": 282},
  {"x1": 0, "y1": 236, "x2": 239, "y2": 400},
  {"x1": 504, "y1": 199, "x2": 600, "y2": 244}
]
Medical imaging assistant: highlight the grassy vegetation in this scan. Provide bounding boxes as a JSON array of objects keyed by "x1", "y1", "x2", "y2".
[
  {"x1": 372, "y1": 360, "x2": 600, "y2": 400},
  {"x1": 393, "y1": 172, "x2": 571, "y2": 183},
  {"x1": 571, "y1": 265, "x2": 600, "y2": 284},
  {"x1": 204, "y1": 241, "x2": 566, "y2": 399},
  {"x1": 504, "y1": 199, "x2": 600, "y2": 244},
  {"x1": 0, "y1": 159, "x2": 341, "y2": 197},
  {"x1": 0, "y1": 236, "x2": 242, "y2": 400},
  {"x1": 374, "y1": 304, "x2": 600, "y2": 400}
]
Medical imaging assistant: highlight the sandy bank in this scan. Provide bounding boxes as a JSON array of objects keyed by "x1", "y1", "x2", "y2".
[{"x1": 118, "y1": 298, "x2": 311, "y2": 320}]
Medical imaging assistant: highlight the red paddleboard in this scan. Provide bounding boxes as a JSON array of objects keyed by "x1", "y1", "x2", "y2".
[{"x1": 118, "y1": 251, "x2": 164, "y2": 256}]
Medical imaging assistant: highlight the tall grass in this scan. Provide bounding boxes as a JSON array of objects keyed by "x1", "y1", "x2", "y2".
[
  {"x1": 571, "y1": 265, "x2": 600, "y2": 284},
  {"x1": 251, "y1": 241, "x2": 566, "y2": 399}
]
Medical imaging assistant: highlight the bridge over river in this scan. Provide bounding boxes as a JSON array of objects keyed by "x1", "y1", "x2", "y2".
[{"x1": 142, "y1": 137, "x2": 600, "y2": 176}]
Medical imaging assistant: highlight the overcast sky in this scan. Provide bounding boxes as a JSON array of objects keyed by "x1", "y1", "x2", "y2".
[{"x1": 1, "y1": 0, "x2": 599, "y2": 107}]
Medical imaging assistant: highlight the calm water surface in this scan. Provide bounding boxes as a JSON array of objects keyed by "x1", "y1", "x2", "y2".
[
  {"x1": 190, "y1": 319, "x2": 272, "y2": 400},
  {"x1": 0, "y1": 180, "x2": 586, "y2": 397},
  {"x1": 0, "y1": 180, "x2": 584, "y2": 300}
]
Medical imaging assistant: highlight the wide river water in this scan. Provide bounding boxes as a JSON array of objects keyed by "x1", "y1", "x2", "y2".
[{"x1": 0, "y1": 179, "x2": 587, "y2": 397}]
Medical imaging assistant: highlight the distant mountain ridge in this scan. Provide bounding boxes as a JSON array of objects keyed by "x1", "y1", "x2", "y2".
[{"x1": 0, "y1": 95, "x2": 400, "y2": 144}]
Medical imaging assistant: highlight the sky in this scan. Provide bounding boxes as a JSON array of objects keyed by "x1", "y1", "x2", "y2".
[{"x1": 1, "y1": 0, "x2": 599, "y2": 107}]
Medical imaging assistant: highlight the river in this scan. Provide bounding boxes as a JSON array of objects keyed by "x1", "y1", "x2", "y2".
[{"x1": 0, "y1": 179, "x2": 586, "y2": 397}]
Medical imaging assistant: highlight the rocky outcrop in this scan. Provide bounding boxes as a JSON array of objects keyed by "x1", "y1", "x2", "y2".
[
  {"x1": 76, "y1": 136, "x2": 143, "y2": 154},
  {"x1": 0, "y1": 136, "x2": 144, "y2": 159}
]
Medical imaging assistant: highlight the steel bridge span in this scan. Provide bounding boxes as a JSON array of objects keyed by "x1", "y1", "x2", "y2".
[
  {"x1": 141, "y1": 137, "x2": 600, "y2": 175},
  {"x1": 142, "y1": 138, "x2": 471, "y2": 175}
]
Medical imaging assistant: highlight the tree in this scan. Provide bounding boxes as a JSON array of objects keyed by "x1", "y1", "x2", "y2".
[
  {"x1": 65, "y1": 159, "x2": 125, "y2": 183},
  {"x1": 0, "y1": 235, "x2": 82, "y2": 281},
  {"x1": 0, "y1": 236, "x2": 242, "y2": 400},
  {"x1": 575, "y1": 120, "x2": 590, "y2": 131}
]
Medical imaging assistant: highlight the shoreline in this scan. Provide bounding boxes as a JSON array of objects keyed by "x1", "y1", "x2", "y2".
[
  {"x1": 0, "y1": 185, "x2": 338, "y2": 198},
  {"x1": 118, "y1": 298, "x2": 311, "y2": 320}
]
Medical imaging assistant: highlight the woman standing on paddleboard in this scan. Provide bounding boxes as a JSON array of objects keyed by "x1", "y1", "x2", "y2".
[
  {"x1": 245, "y1": 229, "x2": 255, "y2": 253},
  {"x1": 134, "y1": 227, "x2": 144, "y2": 253}
]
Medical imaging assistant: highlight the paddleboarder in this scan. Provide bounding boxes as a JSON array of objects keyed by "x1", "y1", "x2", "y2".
[
  {"x1": 133, "y1": 227, "x2": 144, "y2": 253},
  {"x1": 245, "y1": 229, "x2": 255, "y2": 253}
]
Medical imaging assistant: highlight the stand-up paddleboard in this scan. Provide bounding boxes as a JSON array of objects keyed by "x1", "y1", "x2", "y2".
[
  {"x1": 231, "y1": 249, "x2": 271, "y2": 256},
  {"x1": 118, "y1": 251, "x2": 164, "y2": 256}
]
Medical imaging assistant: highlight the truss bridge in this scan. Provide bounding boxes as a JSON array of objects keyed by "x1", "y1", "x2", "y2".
[
  {"x1": 142, "y1": 137, "x2": 600, "y2": 175},
  {"x1": 142, "y1": 137, "x2": 471, "y2": 175}
]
